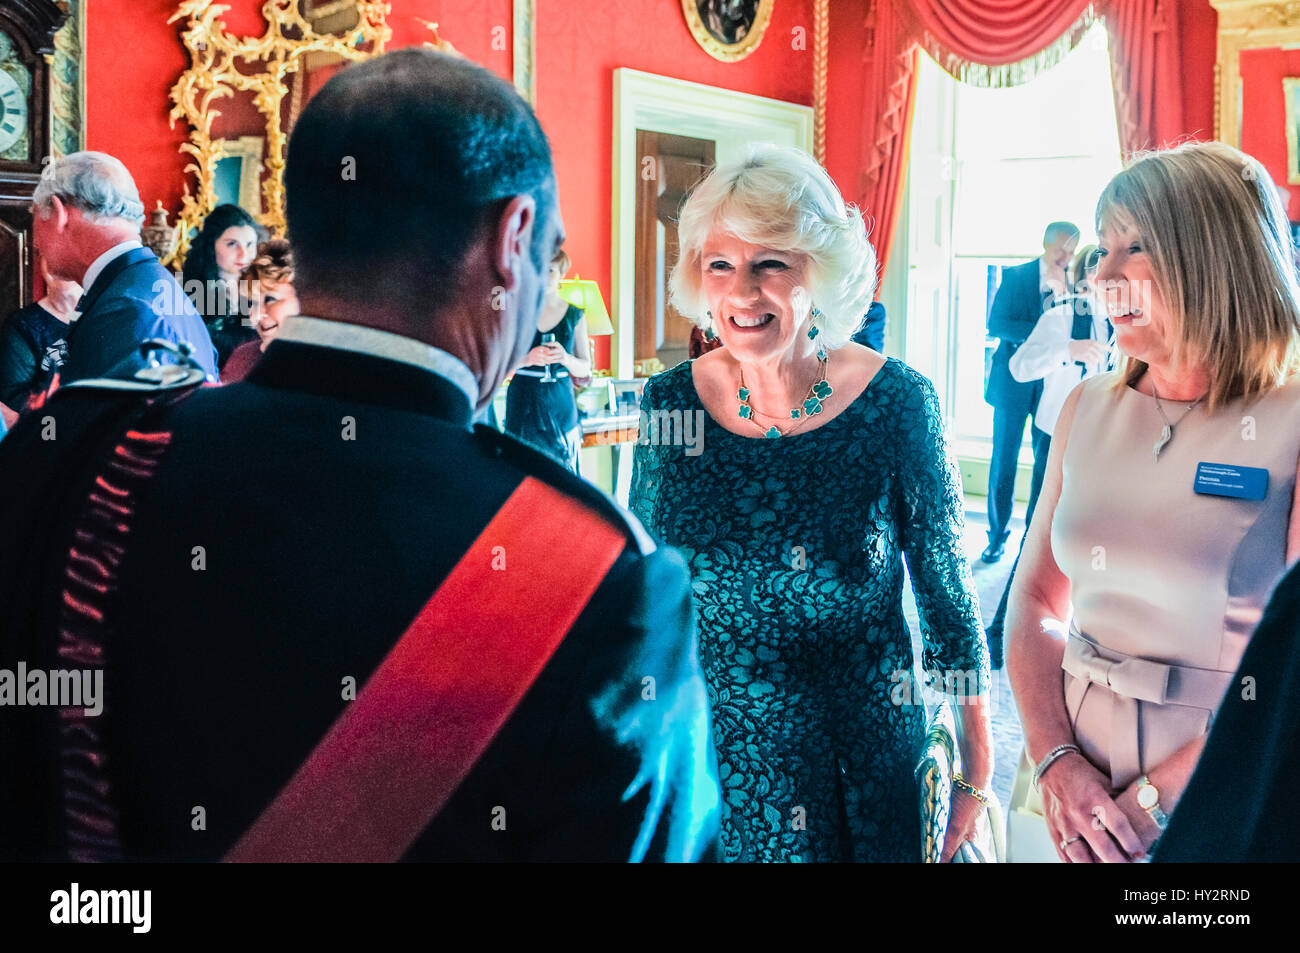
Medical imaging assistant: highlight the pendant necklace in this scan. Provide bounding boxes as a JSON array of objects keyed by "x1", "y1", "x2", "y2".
[
  {"x1": 1150, "y1": 385, "x2": 1204, "y2": 460},
  {"x1": 737, "y1": 354, "x2": 833, "y2": 439}
]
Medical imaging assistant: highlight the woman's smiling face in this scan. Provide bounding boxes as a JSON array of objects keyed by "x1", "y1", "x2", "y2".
[
  {"x1": 700, "y1": 229, "x2": 813, "y2": 364},
  {"x1": 1096, "y1": 218, "x2": 1174, "y2": 367}
]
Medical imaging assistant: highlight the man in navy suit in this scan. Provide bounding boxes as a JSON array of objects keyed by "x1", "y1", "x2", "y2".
[
  {"x1": 31, "y1": 152, "x2": 218, "y2": 385},
  {"x1": 981, "y1": 222, "x2": 1078, "y2": 563},
  {"x1": 0, "y1": 50, "x2": 719, "y2": 862}
]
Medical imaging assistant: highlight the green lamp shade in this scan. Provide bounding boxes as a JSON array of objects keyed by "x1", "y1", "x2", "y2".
[{"x1": 558, "y1": 276, "x2": 614, "y2": 336}]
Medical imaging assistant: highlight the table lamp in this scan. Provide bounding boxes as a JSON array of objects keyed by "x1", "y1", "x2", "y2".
[{"x1": 558, "y1": 275, "x2": 614, "y2": 376}]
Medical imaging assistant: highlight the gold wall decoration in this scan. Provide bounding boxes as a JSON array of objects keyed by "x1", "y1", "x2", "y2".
[
  {"x1": 165, "y1": 0, "x2": 392, "y2": 267},
  {"x1": 680, "y1": 0, "x2": 774, "y2": 63},
  {"x1": 1210, "y1": 0, "x2": 1300, "y2": 149},
  {"x1": 813, "y1": 0, "x2": 827, "y2": 164}
]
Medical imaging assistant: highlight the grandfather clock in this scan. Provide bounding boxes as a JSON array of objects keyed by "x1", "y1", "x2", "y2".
[{"x1": 0, "y1": 0, "x2": 68, "y2": 316}]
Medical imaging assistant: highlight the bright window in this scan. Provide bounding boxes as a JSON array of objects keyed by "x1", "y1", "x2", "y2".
[{"x1": 902, "y1": 22, "x2": 1122, "y2": 448}]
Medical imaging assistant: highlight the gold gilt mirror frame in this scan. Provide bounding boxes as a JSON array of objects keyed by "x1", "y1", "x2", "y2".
[
  {"x1": 1210, "y1": 0, "x2": 1300, "y2": 149},
  {"x1": 164, "y1": 0, "x2": 393, "y2": 267}
]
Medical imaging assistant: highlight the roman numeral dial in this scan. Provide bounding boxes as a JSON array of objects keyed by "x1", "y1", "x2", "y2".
[{"x1": 0, "y1": 68, "x2": 28, "y2": 155}]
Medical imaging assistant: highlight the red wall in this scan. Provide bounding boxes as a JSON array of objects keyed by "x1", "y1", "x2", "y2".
[
  {"x1": 85, "y1": 0, "x2": 818, "y2": 369},
  {"x1": 83, "y1": 1, "x2": 1223, "y2": 366},
  {"x1": 1242, "y1": 46, "x2": 1300, "y2": 222},
  {"x1": 535, "y1": 0, "x2": 816, "y2": 367}
]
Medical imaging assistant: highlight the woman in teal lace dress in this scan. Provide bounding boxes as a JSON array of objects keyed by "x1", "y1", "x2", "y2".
[{"x1": 629, "y1": 145, "x2": 992, "y2": 862}]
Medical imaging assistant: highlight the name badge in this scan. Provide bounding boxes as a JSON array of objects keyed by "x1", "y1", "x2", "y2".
[{"x1": 1193, "y1": 462, "x2": 1269, "y2": 501}]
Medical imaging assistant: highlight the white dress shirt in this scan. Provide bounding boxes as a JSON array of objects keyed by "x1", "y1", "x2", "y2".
[
  {"x1": 1009, "y1": 296, "x2": 1112, "y2": 436},
  {"x1": 81, "y1": 239, "x2": 144, "y2": 293}
]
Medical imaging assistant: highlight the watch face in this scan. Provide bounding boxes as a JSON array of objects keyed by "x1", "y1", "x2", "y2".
[
  {"x1": 1137, "y1": 784, "x2": 1158, "y2": 809},
  {"x1": 0, "y1": 63, "x2": 27, "y2": 157}
]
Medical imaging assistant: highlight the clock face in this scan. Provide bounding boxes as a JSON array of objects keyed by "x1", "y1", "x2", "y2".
[{"x1": 0, "y1": 69, "x2": 27, "y2": 154}]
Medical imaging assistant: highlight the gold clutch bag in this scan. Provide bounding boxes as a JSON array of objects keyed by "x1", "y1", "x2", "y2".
[{"x1": 916, "y1": 699, "x2": 1004, "y2": 862}]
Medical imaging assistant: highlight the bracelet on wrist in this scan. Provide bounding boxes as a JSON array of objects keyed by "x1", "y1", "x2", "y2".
[
  {"x1": 951, "y1": 773, "x2": 992, "y2": 806},
  {"x1": 1032, "y1": 743, "x2": 1081, "y2": 790}
]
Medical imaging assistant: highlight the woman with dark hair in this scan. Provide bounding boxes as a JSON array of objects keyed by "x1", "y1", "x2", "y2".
[{"x1": 182, "y1": 204, "x2": 263, "y2": 369}]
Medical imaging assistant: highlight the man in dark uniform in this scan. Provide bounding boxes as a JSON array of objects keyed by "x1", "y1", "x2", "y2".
[
  {"x1": 982, "y1": 221, "x2": 1078, "y2": 563},
  {"x1": 0, "y1": 50, "x2": 720, "y2": 862}
]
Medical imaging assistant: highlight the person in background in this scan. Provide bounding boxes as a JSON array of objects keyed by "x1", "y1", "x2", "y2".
[
  {"x1": 688, "y1": 323, "x2": 723, "y2": 358},
  {"x1": 0, "y1": 253, "x2": 81, "y2": 426},
  {"x1": 504, "y1": 248, "x2": 591, "y2": 472},
  {"x1": 182, "y1": 203, "x2": 263, "y2": 370},
  {"x1": 222, "y1": 239, "x2": 297, "y2": 383},
  {"x1": 1007, "y1": 142, "x2": 1300, "y2": 863},
  {"x1": 34, "y1": 151, "x2": 218, "y2": 384},
  {"x1": 982, "y1": 245, "x2": 1109, "y2": 668},
  {"x1": 982, "y1": 221, "x2": 1080, "y2": 564},
  {"x1": 631, "y1": 144, "x2": 992, "y2": 862},
  {"x1": 851, "y1": 299, "x2": 887, "y2": 352}
]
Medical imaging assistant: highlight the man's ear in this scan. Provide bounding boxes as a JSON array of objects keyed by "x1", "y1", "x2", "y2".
[
  {"x1": 489, "y1": 194, "x2": 536, "y2": 293},
  {"x1": 43, "y1": 195, "x2": 70, "y2": 231}
]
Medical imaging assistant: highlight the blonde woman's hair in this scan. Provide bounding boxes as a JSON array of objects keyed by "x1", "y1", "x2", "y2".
[
  {"x1": 1096, "y1": 141, "x2": 1300, "y2": 411},
  {"x1": 669, "y1": 143, "x2": 877, "y2": 349}
]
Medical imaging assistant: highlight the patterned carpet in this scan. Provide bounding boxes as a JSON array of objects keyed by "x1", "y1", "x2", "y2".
[{"x1": 902, "y1": 503, "x2": 1026, "y2": 811}]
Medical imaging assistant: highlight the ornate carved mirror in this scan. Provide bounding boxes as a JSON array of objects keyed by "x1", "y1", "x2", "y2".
[{"x1": 165, "y1": 0, "x2": 395, "y2": 266}]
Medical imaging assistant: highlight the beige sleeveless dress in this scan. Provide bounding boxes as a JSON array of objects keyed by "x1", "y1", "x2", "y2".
[{"x1": 1050, "y1": 373, "x2": 1300, "y2": 789}]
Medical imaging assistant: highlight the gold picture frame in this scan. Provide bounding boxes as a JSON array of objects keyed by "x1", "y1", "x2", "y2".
[
  {"x1": 165, "y1": 0, "x2": 392, "y2": 267},
  {"x1": 1210, "y1": 1, "x2": 1300, "y2": 149},
  {"x1": 1286, "y1": 78, "x2": 1300, "y2": 186},
  {"x1": 680, "y1": 0, "x2": 774, "y2": 63}
]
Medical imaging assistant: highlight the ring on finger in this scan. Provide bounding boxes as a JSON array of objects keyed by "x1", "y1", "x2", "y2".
[{"x1": 1059, "y1": 834, "x2": 1083, "y2": 850}]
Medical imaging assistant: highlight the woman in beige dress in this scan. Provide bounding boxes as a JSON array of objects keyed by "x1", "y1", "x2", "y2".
[{"x1": 1008, "y1": 141, "x2": 1300, "y2": 862}]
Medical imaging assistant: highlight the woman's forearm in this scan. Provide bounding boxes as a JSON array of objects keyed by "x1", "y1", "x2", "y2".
[
  {"x1": 1006, "y1": 595, "x2": 1075, "y2": 765},
  {"x1": 954, "y1": 694, "x2": 994, "y2": 789},
  {"x1": 562, "y1": 353, "x2": 591, "y2": 378}
]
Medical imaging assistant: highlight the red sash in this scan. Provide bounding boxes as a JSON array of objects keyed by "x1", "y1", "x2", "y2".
[{"x1": 225, "y1": 476, "x2": 627, "y2": 862}]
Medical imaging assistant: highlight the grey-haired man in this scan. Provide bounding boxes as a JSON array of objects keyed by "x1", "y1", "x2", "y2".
[{"x1": 32, "y1": 151, "x2": 217, "y2": 384}]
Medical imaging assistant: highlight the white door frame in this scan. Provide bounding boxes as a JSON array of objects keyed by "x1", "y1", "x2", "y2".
[{"x1": 610, "y1": 68, "x2": 814, "y2": 378}]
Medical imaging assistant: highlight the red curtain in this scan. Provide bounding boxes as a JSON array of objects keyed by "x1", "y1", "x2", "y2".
[
  {"x1": 1105, "y1": 0, "x2": 1186, "y2": 160},
  {"x1": 860, "y1": 1, "x2": 920, "y2": 286},
  {"x1": 897, "y1": 0, "x2": 1097, "y2": 68},
  {"x1": 856, "y1": 0, "x2": 1193, "y2": 282}
]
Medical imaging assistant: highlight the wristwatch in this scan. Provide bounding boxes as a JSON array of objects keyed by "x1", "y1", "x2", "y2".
[{"x1": 1136, "y1": 775, "x2": 1169, "y2": 831}]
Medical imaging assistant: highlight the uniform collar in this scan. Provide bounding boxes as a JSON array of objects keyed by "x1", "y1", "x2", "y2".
[{"x1": 274, "y1": 315, "x2": 479, "y2": 411}]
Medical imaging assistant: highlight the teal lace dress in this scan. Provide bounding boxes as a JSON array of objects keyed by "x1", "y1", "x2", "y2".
[{"x1": 629, "y1": 357, "x2": 989, "y2": 862}]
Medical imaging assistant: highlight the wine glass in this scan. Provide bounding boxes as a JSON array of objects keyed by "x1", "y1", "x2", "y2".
[{"x1": 540, "y1": 332, "x2": 558, "y2": 382}]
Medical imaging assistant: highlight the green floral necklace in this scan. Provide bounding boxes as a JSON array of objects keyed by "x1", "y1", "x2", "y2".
[{"x1": 737, "y1": 354, "x2": 834, "y2": 439}]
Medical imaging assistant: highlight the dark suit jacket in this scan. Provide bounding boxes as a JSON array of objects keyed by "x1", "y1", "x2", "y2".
[
  {"x1": 851, "y1": 301, "x2": 887, "y2": 353},
  {"x1": 1156, "y1": 557, "x2": 1300, "y2": 862},
  {"x1": 984, "y1": 258, "x2": 1047, "y2": 410},
  {"x1": 0, "y1": 337, "x2": 721, "y2": 862},
  {"x1": 61, "y1": 247, "x2": 219, "y2": 385}
]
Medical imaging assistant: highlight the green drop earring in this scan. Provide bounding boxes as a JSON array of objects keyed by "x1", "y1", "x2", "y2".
[
  {"x1": 807, "y1": 307, "x2": 826, "y2": 360},
  {"x1": 704, "y1": 311, "x2": 718, "y2": 342}
]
